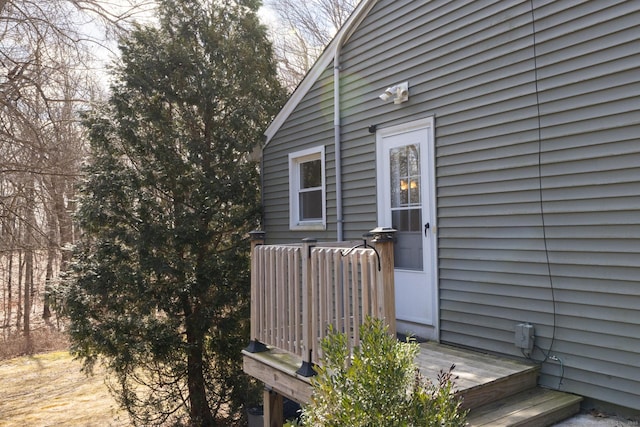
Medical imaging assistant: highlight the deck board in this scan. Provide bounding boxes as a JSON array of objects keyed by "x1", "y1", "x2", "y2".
[{"x1": 415, "y1": 342, "x2": 537, "y2": 389}]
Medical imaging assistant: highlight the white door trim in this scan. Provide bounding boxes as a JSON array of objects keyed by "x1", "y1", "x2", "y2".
[{"x1": 376, "y1": 117, "x2": 439, "y2": 340}]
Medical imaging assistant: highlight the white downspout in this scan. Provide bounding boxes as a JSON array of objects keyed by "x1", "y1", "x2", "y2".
[
  {"x1": 333, "y1": 51, "x2": 344, "y2": 242},
  {"x1": 333, "y1": 1, "x2": 377, "y2": 242}
]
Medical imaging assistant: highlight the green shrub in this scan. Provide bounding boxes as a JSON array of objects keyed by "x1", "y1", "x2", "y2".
[{"x1": 302, "y1": 317, "x2": 467, "y2": 427}]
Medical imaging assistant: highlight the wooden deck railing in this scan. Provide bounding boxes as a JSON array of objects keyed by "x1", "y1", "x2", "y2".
[{"x1": 246, "y1": 228, "x2": 396, "y2": 374}]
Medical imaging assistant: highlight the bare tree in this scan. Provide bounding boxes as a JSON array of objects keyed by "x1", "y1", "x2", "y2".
[
  {"x1": 266, "y1": 0, "x2": 359, "y2": 91},
  {"x1": 0, "y1": 0, "x2": 149, "y2": 348}
]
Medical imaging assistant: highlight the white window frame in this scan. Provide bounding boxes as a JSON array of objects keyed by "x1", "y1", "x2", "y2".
[{"x1": 289, "y1": 146, "x2": 326, "y2": 231}]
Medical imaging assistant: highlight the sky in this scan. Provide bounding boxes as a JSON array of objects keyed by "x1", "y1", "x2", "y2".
[{"x1": 258, "y1": 3, "x2": 280, "y2": 32}]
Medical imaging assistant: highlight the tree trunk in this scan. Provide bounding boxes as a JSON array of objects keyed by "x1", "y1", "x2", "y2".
[
  {"x1": 56, "y1": 180, "x2": 74, "y2": 264},
  {"x1": 43, "y1": 247, "x2": 53, "y2": 321},
  {"x1": 43, "y1": 207, "x2": 58, "y2": 321},
  {"x1": 4, "y1": 253, "x2": 13, "y2": 334},
  {"x1": 23, "y1": 184, "x2": 36, "y2": 351},
  {"x1": 16, "y1": 251, "x2": 22, "y2": 333},
  {"x1": 24, "y1": 246, "x2": 32, "y2": 344},
  {"x1": 184, "y1": 302, "x2": 214, "y2": 426}
]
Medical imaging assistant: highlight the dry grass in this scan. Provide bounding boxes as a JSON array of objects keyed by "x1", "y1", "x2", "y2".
[
  {"x1": 0, "y1": 351, "x2": 131, "y2": 427},
  {"x1": 0, "y1": 328, "x2": 70, "y2": 360}
]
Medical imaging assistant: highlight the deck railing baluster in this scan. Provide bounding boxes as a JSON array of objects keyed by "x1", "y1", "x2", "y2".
[{"x1": 246, "y1": 229, "x2": 396, "y2": 369}]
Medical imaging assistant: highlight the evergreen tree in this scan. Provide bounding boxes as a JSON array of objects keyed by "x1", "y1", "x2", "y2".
[{"x1": 61, "y1": 0, "x2": 285, "y2": 425}]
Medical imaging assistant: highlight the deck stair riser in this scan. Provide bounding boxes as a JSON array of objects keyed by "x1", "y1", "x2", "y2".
[{"x1": 466, "y1": 387, "x2": 583, "y2": 427}]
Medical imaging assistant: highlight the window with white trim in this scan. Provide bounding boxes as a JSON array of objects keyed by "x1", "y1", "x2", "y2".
[{"x1": 289, "y1": 147, "x2": 325, "y2": 230}]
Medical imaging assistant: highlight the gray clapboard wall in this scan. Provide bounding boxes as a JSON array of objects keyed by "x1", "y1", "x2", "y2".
[
  {"x1": 262, "y1": 67, "x2": 337, "y2": 241},
  {"x1": 262, "y1": 0, "x2": 640, "y2": 410}
]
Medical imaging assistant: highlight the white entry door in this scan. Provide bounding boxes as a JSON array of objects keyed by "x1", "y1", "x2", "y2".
[{"x1": 376, "y1": 118, "x2": 438, "y2": 340}]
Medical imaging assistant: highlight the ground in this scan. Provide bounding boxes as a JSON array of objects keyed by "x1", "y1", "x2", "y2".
[
  {"x1": 554, "y1": 413, "x2": 639, "y2": 427},
  {"x1": 0, "y1": 351, "x2": 129, "y2": 427}
]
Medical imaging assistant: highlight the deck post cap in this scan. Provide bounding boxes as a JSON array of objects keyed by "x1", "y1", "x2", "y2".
[
  {"x1": 369, "y1": 227, "x2": 396, "y2": 242},
  {"x1": 249, "y1": 230, "x2": 266, "y2": 240}
]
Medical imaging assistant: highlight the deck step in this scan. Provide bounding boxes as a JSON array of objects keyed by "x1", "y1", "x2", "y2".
[
  {"x1": 417, "y1": 342, "x2": 540, "y2": 410},
  {"x1": 467, "y1": 387, "x2": 583, "y2": 427}
]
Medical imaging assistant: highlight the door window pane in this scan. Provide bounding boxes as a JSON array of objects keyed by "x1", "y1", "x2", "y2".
[
  {"x1": 392, "y1": 208, "x2": 422, "y2": 232},
  {"x1": 390, "y1": 144, "x2": 421, "y2": 208}
]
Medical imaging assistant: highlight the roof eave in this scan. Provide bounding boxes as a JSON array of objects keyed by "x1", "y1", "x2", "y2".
[{"x1": 263, "y1": 0, "x2": 378, "y2": 146}]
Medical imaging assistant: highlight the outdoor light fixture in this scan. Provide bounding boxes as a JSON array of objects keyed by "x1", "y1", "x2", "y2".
[{"x1": 379, "y1": 81, "x2": 409, "y2": 104}]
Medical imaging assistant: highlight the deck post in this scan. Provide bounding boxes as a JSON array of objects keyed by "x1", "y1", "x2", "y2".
[
  {"x1": 297, "y1": 237, "x2": 317, "y2": 376},
  {"x1": 246, "y1": 230, "x2": 268, "y2": 353},
  {"x1": 263, "y1": 388, "x2": 283, "y2": 427},
  {"x1": 370, "y1": 227, "x2": 396, "y2": 336}
]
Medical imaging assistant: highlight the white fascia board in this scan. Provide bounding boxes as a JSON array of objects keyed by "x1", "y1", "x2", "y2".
[
  {"x1": 263, "y1": 0, "x2": 378, "y2": 146},
  {"x1": 263, "y1": 41, "x2": 337, "y2": 145}
]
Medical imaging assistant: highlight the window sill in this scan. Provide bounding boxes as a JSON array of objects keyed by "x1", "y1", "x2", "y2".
[{"x1": 290, "y1": 222, "x2": 326, "y2": 231}]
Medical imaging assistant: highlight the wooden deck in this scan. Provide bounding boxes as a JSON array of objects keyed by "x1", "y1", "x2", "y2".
[
  {"x1": 243, "y1": 341, "x2": 582, "y2": 426},
  {"x1": 243, "y1": 341, "x2": 537, "y2": 408},
  {"x1": 244, "y1": 233, "x2": 582, "y2": 426}
]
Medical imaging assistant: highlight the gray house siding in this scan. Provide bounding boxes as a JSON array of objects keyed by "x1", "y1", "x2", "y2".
[
  {"x1": 530, "y1": 0, "x2": 640, "y2": 408},
  {"x1": 262, "y1": 67, "x2": 337, "y2": 242},
  {"x1": 262, "y1": 0, "x2": 640, "y2": 410}
]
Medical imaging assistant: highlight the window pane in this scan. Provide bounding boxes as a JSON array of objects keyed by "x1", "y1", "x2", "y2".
[
  {"x1": 392, "y1": 208, "x2": 423, "y2": 270},
  {"x1": 409, "y1": 179, "x2": 420, "y2": 205},
  {"x1": 390, "y1": 144, "x2": 420, "y2": 208},
  {"x1": 409, "y1": 208, "x2": 422, "y2": 231},
  {"x1": 392, "y1": 209, "x2": 408, "y2": 231},
  {"x1": 394, "y1": 233, "x2": 423, "y2": 270},
  {"x1": 408, "y1": 145, "x2": 420, "y2": 175},
  {"x1": 300, "y1": 190, "x2": 322, "y2": 220},
  {"x1": 392, "y1": 208, "x2": 422, "y2": 232},
  {"x1": 300, "y1": 159, "x2": 321, "y2": 189}
]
